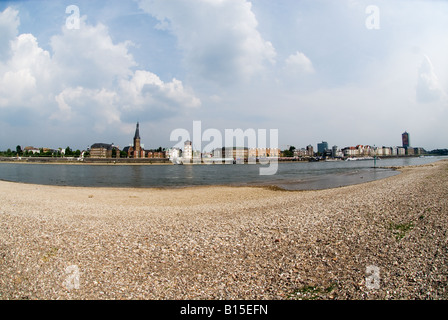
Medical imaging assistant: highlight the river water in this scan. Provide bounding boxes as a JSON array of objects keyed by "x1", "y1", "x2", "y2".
[{"x1": 0, "y1": 156, "x2": 444, "y2": 190}]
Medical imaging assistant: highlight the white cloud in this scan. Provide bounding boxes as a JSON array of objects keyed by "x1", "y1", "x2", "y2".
[
  {"x1": 0, "y1": 33, "x2": 53, "y2": 109},
  {"x1": 52, "y1": 86, "x2": 119, "y2": 127},
  {"x1": 0, "y1": 7, "x2": 19, "y2": 61},
  {"x1": 50, "y1": 17, "x2": 136, "y2": 89},
  {"x1": 0, "y1": 6, "x2": 201, "y2": 137},
  {"x1": 416, "y1": 55, "x2": 444, "y2": 104},
  {"x1": 285, "y1": 51, "x2": 314, "y2": 74},
  {"x1": 120, "y1": 70, "x2": 200, "y2": 111},
  {"x1": 137, "y1": 0, "x2": 276, "y2": 86}
]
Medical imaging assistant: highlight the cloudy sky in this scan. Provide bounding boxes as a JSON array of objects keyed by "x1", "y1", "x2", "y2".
[{"x1": 0, "y1": 0, "x2": 447, "y2": 152}]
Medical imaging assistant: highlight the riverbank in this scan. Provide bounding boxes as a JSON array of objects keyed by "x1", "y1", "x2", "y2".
[
  {"x1": 0, "y1": 157, "x2": 173, "y2": 165},
  {"x1": 0, "y1": 155, "x2": 431, "y2": 166},
  {"x1": 1, "y1": 160, "x2": 447, "y2": 299}
]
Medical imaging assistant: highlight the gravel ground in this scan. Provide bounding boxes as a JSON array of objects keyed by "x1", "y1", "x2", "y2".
[{"x1": 0, "y1": 160, "x2": 447, "y2": 300}]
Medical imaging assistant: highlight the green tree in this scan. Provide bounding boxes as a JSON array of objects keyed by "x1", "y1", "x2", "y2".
[
  {"x1": 282, "y1": 149, "x2": 294, "y2": 157},
  {"x1": 65, "y1": 146, "x2": 73, "y2": 156}
]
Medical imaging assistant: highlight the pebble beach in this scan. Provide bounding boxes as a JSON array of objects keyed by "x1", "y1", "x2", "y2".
[{"x1": 1, "y1": 160, "x2": 447, "y2": 300}]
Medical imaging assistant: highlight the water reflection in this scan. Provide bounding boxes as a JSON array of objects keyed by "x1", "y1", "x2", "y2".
[{"x1": 131, "y1": 165, "x2": 143, "y2": 187}]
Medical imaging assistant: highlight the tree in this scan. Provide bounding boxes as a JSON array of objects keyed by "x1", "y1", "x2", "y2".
[
  {"x1": 65, "y1": 146, "x2": 73, "y2": 156},
  {"x1": 282, "y1": 149, "x2": 294, "y2": 157},
  {"x1": 16, "y1": 145, "x2": 22, "y2": 155}
]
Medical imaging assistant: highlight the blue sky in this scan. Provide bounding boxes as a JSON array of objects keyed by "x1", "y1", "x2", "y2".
[{"x1": 0, "y1": 0, "x2": 447, "y2": 151}]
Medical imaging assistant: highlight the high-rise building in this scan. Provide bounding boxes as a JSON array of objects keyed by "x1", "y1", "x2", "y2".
[
  {"x1": 332, "y1": 145, "x2": 338, "y2": 158},
  {"x1": 317, "y1": 141, "x2": 328, "y2": 155},
  {"x1": 402, "y1": 131, "x2": 410, "y2": 148}
]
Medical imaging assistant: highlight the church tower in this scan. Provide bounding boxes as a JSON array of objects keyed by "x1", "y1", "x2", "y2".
[{"x1": 133, "y1": 122, "x2": 141, "y2": 158}]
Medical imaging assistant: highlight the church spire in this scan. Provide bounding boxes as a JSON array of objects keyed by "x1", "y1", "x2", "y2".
[{"x1": 134, "y1": 122, "x2": 140, "y2": 140}]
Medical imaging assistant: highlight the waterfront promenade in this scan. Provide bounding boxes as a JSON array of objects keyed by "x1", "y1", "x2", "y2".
[{"x1": 1, "y1": 160, "x2": 447, "y2": 299}]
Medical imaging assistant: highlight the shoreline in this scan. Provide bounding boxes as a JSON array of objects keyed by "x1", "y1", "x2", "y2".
[
  {"x1": 0, "y1": 154, "x2": 431, "y2": 166},
  {"x1": 1, "y1": 160, "x2": 447, "y2": 300},
  {"x1": 0, "y1": 165, "x2": 400, "y2": 192}
]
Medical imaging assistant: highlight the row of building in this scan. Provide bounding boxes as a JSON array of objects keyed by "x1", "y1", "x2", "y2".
[
  {"x1": 88, "y1": 127, "x2": 425, "y2": 161},
  {"x1": 89, "y1": 123, "x2": 282, "y2": 161},
  {"x1": 308, "y1": 132, "x2": 424, "y2": 159},
  {"x1": 89, "y1": 123, "x2": 165, "y2": 159}
]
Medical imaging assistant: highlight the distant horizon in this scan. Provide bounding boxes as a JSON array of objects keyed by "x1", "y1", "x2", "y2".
[
  {"x1": 1, "y1": 134, "x2": 446, "y2": 154},
  {"x1": 1, "y1": 1, "x2": 447, "y2": 151}
]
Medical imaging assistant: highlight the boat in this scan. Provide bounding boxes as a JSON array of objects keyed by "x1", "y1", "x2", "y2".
[
  {"x1": 171, "y1": 157, "x2": 183, "y2": 165},
  {"x1": 345, "y1": 156, "x2": 378, "y2": 161}
]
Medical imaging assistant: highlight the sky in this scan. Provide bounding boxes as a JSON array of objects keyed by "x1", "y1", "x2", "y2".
[{"x1": 0, "y1": 0, "x2": 447, "y2": 152}]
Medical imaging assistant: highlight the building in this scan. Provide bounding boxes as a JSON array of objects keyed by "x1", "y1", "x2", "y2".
[
  {"x1": 125, "y1": 122, "x2": 145, "y2": 158},
  {"x1": 397, "y1": 147, "x2": 406, "y2": 156},
  {"x1": 342, "y1": 146, "x2": 357, "y2": 157},
  {"x1": 147, "y1": 150, "x2": 166, "y2": 158},
  {"x1": 213, "y1": 147, "x2": 249, "y2": 163},
  {"x1": 306, "y1": 145, "x2": 314, "y2": 157},
  {"x1": 382, "y1": 146, "x2": 391, "y2": 156},
  {"x1": 90, "y1": 143, "x2": 116, "y2": 158},
  {"x1": 183, "y1": 140, "x2": 193, "y2": 162},
  {"x1": 269, "y1": 148, "x2": 280, "y2": 157},
  {"x1": 414, "y1": 147, "x2": 425, "y2": 155},
  {"x1": 332, "y1": 145, "x2": 338, "y2": 158},
  {"x1": 23, "y1": 146, "x2": 40, "y2": 154},
  {"x1": 402, "y1": 131, "x2": 410, "y2": 148},
  {"x1": 167, "y1": 148, "x2": 182, "y2": 161},
  {"x1": 317, "y1": 141, "x2": 328, "y2": 155},
  {"x1": 293, "y1": 148, "x2": 307, "y2": 157},
  {"x1": 391, "y1": 147, "x2": 398, "y2": 156},
  {"x1": 248, "y1": 148, "x2": 280, "y2": 159}
]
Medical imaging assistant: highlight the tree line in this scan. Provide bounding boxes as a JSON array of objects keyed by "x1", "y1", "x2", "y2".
[{"x1": 0, "y1": 146, "x2": 86, "y2": 157}]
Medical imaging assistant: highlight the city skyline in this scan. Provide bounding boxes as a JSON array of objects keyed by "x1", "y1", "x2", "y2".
[
  {"x1": 1, "y1": 1, "x2": 447, "y2": 151},
  {"x1": 4, "y1": 127, "x2": 429, "y2": 158}
]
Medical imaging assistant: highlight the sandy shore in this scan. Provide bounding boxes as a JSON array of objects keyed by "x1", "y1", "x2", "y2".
[{"x1": 1, "y1": 160, "x2": 447, "y2": 300}]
